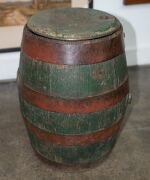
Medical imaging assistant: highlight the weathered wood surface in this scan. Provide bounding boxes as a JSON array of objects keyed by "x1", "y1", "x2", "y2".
[
  {"x1": 24, "y1": 117, "x2": 122, "y2": 146},
  {"x1": 18, "y1": 77, "x2": 129, "y2": 114},
  {"x1": 19, "y1": 53, "x2": 127, "y2": 99},
  {"x1": 28, "y1": 131, "x2": 118, "y2": 164},
  {"x1": 27, "y1": 8, "x2": 121, "y2": 40},
  {"x1": 18, "y1": 8, "x2": 130, "y2": 166},
  {"x1": 22, "y1": 26, "x2": 124, "y2": 65},
  {"x1": 20, "y1": 96, "x2": 128, "y2": 135}
]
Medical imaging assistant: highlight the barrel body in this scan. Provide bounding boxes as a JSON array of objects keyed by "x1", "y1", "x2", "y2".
[{"x1": 18, "y1": 9, "x2": 130, "y2": 166}]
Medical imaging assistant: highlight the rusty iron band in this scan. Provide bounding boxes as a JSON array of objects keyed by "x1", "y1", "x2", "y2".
[
  {"x1": 19, "y1": 76, "x2": 129, "y2": 114},
  {"x1": 24, "y1": 117, "x2": 122, "y2": 146},
  {"x1": 22, "y1": 26, "x2": 125, "y2": 65}
]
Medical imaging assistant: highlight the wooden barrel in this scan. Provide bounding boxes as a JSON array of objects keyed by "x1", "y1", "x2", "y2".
[{"x1": 18, "y1": 8, "x2": 130, "y2": 166}]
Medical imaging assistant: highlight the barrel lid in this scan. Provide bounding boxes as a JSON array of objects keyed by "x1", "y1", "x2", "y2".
[{"x1": 27, "y1": 8, "x2": 121, "y2": 41}]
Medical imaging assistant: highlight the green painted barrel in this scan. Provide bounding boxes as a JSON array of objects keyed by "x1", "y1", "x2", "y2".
[{"x1": 18, "y1": 8, "x2": 130, "y2": 166}]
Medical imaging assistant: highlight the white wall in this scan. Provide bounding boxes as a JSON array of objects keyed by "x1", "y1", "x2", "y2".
[
  {"x1": 0, "y1": 52, "x2": 20, "y2": 81},
  {"x1": 94, "y1": 0, "x2": 150, "y2": 66}
]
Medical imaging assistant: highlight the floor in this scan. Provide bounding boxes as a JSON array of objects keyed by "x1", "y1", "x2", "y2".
[{"x1": 0, "y1": 66, "x2": 150, "y2": 180}]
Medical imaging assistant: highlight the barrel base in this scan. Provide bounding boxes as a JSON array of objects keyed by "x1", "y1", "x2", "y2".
[
  {"x1": 33, "y1": 147, "x2": 113, "y2": 172},
  {"x1": 34, "y1": 150, "x2": 111, "y2": 171},
  {"x1": 26, "y1": 126, "x2": 118, "y2": 170}
]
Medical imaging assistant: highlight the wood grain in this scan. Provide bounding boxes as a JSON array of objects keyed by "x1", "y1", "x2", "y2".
[
  {"x1": 24, "y1": 117, "x2": 122, "y2": 146},
  {"x1": 124, "y1": 0, "x2": 150, "y2": 5},
  {"x1": 22, "y1": 26, "x2": 124, "y2": 65},
  {"x1": 18, "y1": 77, "x2": 129, "y2": 114},
  {"x1": 19, "y1": 53, "x2": 127, "y2": 99},
  {"x1": 20, "y1": 96, "x2": 128, "y2": 135}
]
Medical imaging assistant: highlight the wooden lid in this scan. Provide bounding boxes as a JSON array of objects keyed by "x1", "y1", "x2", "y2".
[{"x1": 27, "y1": 8, "x2": 121, "y2": 41}]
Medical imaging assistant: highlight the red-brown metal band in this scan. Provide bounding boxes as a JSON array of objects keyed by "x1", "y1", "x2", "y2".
[
  {"x1": 19, "y1": 77, "x2": 129, "y2": 114},
  {"x1": 21, "y1": 26, "x2": 125, "y2": 65},
  {"x1": 24, "y1": 117, "x2": 122, "y2": 146}
]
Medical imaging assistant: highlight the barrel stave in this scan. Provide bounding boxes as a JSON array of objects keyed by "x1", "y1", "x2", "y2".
[
  {"x1": 19, "y1": 53, "x2": 127, "y2": 99},
  {"x1": 20, "y1": 95, "x2": 128, "y2": 135}
]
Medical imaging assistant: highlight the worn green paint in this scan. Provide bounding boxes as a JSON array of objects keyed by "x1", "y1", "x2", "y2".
[
  {"x1": 19, "y1": 53, "x2": 127, "y2": 99},
  {"x1": 28, "y1": 130, "x2": 118, "y2": 164},
  {"x1": 27, "y1": 8, "x2": 121, "y2": 41},
  {"x1": 20, "y1": 95, "x2": 128, "y2": 135}
]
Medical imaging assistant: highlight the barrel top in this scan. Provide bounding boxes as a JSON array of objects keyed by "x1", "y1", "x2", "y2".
[{"x1": 27, "y1": 8, "x2": 121, "y2": 41}]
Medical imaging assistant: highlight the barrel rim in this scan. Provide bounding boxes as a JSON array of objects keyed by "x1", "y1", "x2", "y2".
[
  {"x1": 21, "y1": 26, "x2": 124, "y2": 65},
  {"x1": 27, "y1": 8, "x2": 121, "y2": 41},
  {"x1": 23, "y1": 24, "x2": 123, "y2": 44}
]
